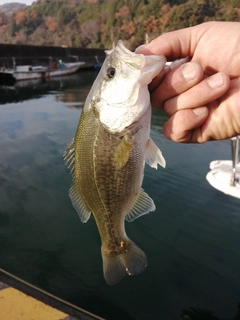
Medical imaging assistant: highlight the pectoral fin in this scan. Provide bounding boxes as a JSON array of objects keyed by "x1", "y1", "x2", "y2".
[
  {"x1": 113, "y1": 134, "x2": 133, "y2": 169},
  {"x1": 145, "y1": 138, "x2": 166, "y2": 169},
  {"x1": 125, "y1": 189, "x2": 156, "y2": 222},
  {"x1": 69, "y1": 184, "x2": 91, "y2": 223}
]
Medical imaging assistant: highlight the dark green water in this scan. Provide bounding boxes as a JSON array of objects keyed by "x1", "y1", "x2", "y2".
[{"x1": 0, "y1": 72, "x2": 240, "y2": 320}]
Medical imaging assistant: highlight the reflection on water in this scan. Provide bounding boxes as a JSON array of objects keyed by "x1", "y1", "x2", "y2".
[
  {"x1": 180, "y1": 303, "x2": 240, "y2": 319},
  {"x1": 0, "y1": 72, "x2": 240, "y2": 320},
  {"x1": 0, "y1": 72, "x2": 96, "y2": 106}
]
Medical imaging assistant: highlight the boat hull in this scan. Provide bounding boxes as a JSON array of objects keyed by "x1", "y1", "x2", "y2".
[
  {"x1": 206, "y1": 160, "x2": 240, "y2": 198},
  {"x1": 0, "y1": 62, "x2": 85, "y2": 83}
]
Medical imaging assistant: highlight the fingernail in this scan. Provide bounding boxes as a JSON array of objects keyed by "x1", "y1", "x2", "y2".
[
  {"x1": 181, "y1": 63, "x2": 196, "y2": 81},
  {"x1": 207, "y1": 73, "x2": 224, "y2": 89},
  {"x1": 193, "y1": 106, "x2": 208, "y2": 116},
  {"x1": 135, "y1": 44, "x2": 147, "y2": 53}
]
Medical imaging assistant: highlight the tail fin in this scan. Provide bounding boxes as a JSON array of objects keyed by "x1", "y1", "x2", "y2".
[{"x1": 101, "y1": 239, "x2": 147, "y2": 286}]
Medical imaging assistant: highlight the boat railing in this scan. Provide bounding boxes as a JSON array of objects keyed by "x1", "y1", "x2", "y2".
[{"x1": 230, "y1": 136, "x2": 239, "y2": 186}]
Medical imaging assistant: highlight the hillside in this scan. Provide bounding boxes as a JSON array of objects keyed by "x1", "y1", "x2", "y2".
[
  {"x1": 0, "y1": 2, "x2": 26, "y2": 15},
  {"x1": 0, "y1": 0, "x2": 239, "y2": 50}
]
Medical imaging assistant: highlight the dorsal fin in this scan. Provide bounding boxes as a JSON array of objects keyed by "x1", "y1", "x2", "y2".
[
  {"x1": 64, "y1": 138, "x2": 91, "y2": 223},
  {"x1": 64, "y1": 138, "x2": 75, "y2": 173},
  {"x1": 125, "y1": 189, "x2": 155, "y2": 222},
  {"x1": 69, "y1": 184, "x2": 91, "y2": 223}
]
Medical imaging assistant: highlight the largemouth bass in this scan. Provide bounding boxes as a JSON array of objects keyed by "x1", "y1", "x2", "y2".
[{"x1": 64, "y1": 41, "x2": 166, "y2": 285}]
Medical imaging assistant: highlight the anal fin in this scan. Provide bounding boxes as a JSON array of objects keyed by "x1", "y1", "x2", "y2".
[{"x1": 125, "y1": 189, "x2": 155, "y2": 222}]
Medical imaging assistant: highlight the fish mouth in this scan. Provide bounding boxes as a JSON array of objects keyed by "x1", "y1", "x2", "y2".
[
  {"x1": 101, "y1": 96, "x2": 136, "y2": 108},
  {"x1": 116, "y1": 40, "x2": 133, "y2": 56},
  {"x1": 115, "y1": 40, "x2": 166, "y2": 68},
  {"x1": 113, "y1": 40, "x2": 144, "y2": 70}
]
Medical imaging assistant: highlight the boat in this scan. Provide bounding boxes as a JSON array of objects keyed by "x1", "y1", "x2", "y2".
[
  {"x1": 206, "y1": 136, "x2": 240, "y2": 198},
  {"x1": 47, "y1": 61, "x2": 85, "y2": 77},
  {"x1": 0, "y1": 61, "x2": 85, "y2": 84},
  {"x1": 93, "y1": 55, "x2": 102, "y2": 71},
  {"x1": 0, "y1": 65, "x2": 48, "y2": 82}
]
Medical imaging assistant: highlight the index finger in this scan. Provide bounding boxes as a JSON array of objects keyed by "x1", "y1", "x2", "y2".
[
  {"x1": 150, "y1": 61, "x2": 204, "y2": 108},
  {"x1": 135, "y1": 24, "x2": 203, "y2": 61}
]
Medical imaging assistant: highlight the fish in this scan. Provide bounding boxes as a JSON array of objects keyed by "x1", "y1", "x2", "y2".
[{"x1": 64, "y1": 40, "x2": 166, "y2": 285}]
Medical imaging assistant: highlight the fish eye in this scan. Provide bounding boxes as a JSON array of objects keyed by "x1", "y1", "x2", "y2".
[{"x1": 107, "y1": 67, "x2": 115, "y2": 79}]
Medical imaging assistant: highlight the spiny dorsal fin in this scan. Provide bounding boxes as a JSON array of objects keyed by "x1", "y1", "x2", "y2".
[
  {"x1": 69, "y1": 184, "x2": 91, "y2": 223},
  {"x1": 145, "y1": 138, "x2": 166, "y2": 169},
  {"x1": 64, "y1": 138, "x2": 75, "y2": 174},
  {"x1": 125, "y1": 189, "x2": 155, "y2": 222}
]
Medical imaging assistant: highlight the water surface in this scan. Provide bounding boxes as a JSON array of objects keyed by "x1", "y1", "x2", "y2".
[{"x1": 0, "y1": 72, "x2": 240, "y2": 320}]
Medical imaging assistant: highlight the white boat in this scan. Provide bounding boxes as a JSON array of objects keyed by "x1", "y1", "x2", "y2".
[
  {"x1": 0, "y1": 61, "x2": 85, "y2": 82},
  {"x1": 1, "y1": 65, "x2": 48, "y2": 81},
  {"x1": 206, "y1": 137, "x2": 240, "y2": 198},
  {"x1": 46, "y1": 61, "x2": 85, "y2": 78}
]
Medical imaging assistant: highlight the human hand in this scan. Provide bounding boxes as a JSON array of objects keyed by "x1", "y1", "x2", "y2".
[{"x1": 136, "y1": 21, "x2": 240, "y2": 143}]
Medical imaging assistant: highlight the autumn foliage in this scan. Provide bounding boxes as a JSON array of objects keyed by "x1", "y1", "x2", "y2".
[{"x1": 0, "y1": 0, "x2": 239, "y2": 49}]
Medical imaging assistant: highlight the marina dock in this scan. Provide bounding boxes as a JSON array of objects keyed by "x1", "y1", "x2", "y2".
[
  {"x1": 0, "y1": 43, "x2": 105, "y2": 70},
  {"x1": 0, "y1": 269, "x2": 105, "y2": 320},
  {"x1": 0, "y1": 43, "x2": 105, "y2": 85}
]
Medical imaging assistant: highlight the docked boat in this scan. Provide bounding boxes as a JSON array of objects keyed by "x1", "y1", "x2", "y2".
[
  {"x1": 0, "y1": 61, "x2": 85, "y2": 83},
  {"x1": 47, "y1": 61, "x2": 85, "y2": 77},
  {"x1": 1, "y1": 65, "x2": 48, "y2": 81},
  {"x1": 206, "y1": 136, "x2": 240, "y2": 198}
]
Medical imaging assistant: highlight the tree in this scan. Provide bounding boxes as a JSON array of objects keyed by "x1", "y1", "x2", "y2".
[
  {"x1": 15, "y1": 11, "x2": 26, "y2": 26},
  {"x1": 0, "y1": 13, "x2": 8, "y2": 26},
  {"x1": 80, "y1": 19, "x2": 100, "y2": 47},
  {"x1": 9, "y1": 13, "x2": 17, "y2": 37},
  {"x1": 45, "y1": 16, "x2": 59, "y2": 32}
]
